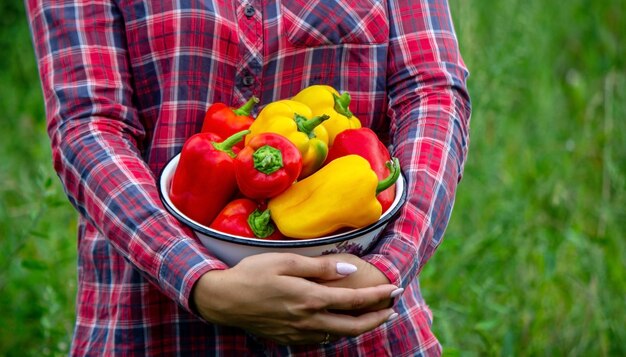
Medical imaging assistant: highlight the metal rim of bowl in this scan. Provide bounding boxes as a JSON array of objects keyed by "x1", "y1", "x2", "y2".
[{"x1": 158, "y1": 153, "x2": 408, "y2": 248}]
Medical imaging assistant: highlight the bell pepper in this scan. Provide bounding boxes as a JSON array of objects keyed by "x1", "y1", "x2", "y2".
[
  {"x1": 291, "y1": 85, "x2": 361, "y2": 146},
  {"x1": 235, "y1": 132, "x2": 302, "y2": 199},
  {"x1": 169, "y1": 129, "x2": 250, "y2": 226},
  {"x1": 325, "y1": 128, "x2": 396, "y2": 212},
  {"x1": 201, "y1": 96, "x2": 259, "y2": 148},
  {"x1": 210, "y1": 198, "x2": 284, "y2": 240},
  {"x1": 268, "y1": 155, "x2": 400, "y2": 239},
  {"x1": 245, "y1": 99, "x2": 330, "y2": 179}
]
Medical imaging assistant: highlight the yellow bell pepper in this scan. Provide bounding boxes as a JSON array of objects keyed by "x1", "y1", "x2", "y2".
[
  {"x1": 291, "y1": 85, "x2": 361, "y2": 146},
  {"x1": 268, "y1": 155, "x2": 400, "y2": 239},
  {"x1": 246, "y1": 99, "x2": 330, "y2": 179}
]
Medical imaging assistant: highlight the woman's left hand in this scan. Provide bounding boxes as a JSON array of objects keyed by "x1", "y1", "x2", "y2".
[{"x1": 316, "y1": 254, "x2": 402, "y2": 313}]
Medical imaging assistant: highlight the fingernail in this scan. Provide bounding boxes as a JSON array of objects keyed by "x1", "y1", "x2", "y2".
[
  {"x1": 390, "y1": 288, "x2": 404, "y2": 299},
  {"x1": 336, "y1": 262, "x2": 358, "y2": 275},
  {"x1": 387, "y1": 312, "x2": 399, "y2": 322}
]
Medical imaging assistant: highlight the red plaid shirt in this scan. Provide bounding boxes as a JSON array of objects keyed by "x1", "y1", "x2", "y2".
[{"x1": 26, "y1": 0, "x2": 470, "y2": 355}]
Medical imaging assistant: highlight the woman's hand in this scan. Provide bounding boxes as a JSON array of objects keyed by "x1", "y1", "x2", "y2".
[
  {"x1": 191, "y1": 253, "x2": 398, "y2": 345},
  {"x1": 317, "y1": 254, "x2": 402, "y2": 313}
]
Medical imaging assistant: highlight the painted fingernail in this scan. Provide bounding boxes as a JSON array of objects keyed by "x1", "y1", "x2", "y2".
[
  {"x1": 390, "y1": 288, "x2": 404, "y2": 299},
  {"x1": 336, "y1": 262, "x2": 358, "y2": 275},
  {"x1": 387, "y1": 312, "x2": 399, "y2": 321}
]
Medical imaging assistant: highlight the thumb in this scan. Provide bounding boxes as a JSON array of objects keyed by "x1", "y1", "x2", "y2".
[{"x1": 275, "y1": 254, "x2": 358, "y2": 281}]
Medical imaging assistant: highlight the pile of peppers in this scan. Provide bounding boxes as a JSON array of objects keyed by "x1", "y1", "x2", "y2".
[{"x1": 168, "y1": 85, "x2": 401, "y2": 240}]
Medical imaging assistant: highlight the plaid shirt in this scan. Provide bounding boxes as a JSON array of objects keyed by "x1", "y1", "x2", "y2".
[{"x1": 26, "y1": 0, "x2": 470, "y2": 355}]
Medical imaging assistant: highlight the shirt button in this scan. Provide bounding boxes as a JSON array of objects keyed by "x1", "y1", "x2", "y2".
[
  {"x1": 244, "y1": 4, "x2": 255, "y2": 17},
  {"x1": 242, "y1": 75, "x2": 255, "y2": 86}
]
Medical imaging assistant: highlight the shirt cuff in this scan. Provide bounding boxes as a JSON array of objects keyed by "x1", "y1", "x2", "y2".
[
  {"x1": 361, "y1": 253, "x2": 402, "y2": 287},
  {"x1": 157, "y1": 237, "x2": 229, "y2": 313}
]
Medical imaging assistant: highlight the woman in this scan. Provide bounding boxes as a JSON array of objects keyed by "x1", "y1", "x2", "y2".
[{"x1": 25, "y1": 0, "x2": 471, "y2": 355}]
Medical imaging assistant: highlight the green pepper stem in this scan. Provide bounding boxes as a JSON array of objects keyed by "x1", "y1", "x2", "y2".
[
  {"x1": 232, "y1": 96, "x2": 259, "y2": 116},
  {"x1": 253, "y1": 145, "x2": 284, "y2": 174},
  {"x1": 376, "y1": 158, "x2": 401, "y2": 194},
  {"x1": 333, "y1": 92, "x2": 353, "y2": 118},
  {"x1": 247, "y1": 209, "x2": 276, "y2": 239},
  {"x1": 295, "y1": 113, "x2": 330, "y2": 138},
  {"x1": 212, "y1": 129, "x2": 250, "y2": 158}
]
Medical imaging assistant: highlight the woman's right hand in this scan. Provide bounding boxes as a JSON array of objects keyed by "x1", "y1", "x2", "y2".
[{"x1": 191, "y1": 252, "x2": 399, "y2": 345}]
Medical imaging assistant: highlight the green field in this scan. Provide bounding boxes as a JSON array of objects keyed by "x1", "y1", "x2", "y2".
[{"x1": 1, "y1": 0, "x2": 624, "y2": 355}]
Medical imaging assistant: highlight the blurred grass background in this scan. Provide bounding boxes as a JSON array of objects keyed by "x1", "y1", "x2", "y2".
[{"x1": 0, "y1": 0, "x2": 624, "y2": 355}]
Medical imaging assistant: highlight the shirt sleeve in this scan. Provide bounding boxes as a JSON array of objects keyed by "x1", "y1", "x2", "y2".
[
  {"x1": 25, "y1": 0, "x2": 228, "y2": 312},
  {"x1": 362, "y1": 0, "x2": 471, "y2": 287}
]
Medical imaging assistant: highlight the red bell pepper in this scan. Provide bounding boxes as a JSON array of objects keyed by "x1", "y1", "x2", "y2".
[
  {"x1": 210, "y1": 198, "x2": 284, "y2": 240},
  {"x1": 324, "y1": 128, "x2": 396, "y2": 212},
  {"x1": 201, "y1": 96, "x2": 259, "y2": 147},
  {"x1": 234, "y1": 133, "x2": 302, "y2": 199},
  {"x1": 169, "y1": 129, "x2": 250, "y2": 226}
]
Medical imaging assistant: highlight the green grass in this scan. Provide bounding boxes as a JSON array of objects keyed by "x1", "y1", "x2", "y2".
[
  {"x1": 421, "y1": 0, "x2": 626, "y2": 355},
  {"x1": 0, "y1": 0, "x2": 624, "y2": 355},
  {"x1": 0, "y1": 3, "x2": 77, "y2": 355}
]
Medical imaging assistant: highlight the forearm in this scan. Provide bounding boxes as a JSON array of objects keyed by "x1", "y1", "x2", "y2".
[{"x1": 57, "y1": 120, "x2": 227, "y2": 309}]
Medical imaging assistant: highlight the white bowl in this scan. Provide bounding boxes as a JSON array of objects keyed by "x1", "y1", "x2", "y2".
[{"x1": 159, "y1": 154, "x2": 407, "y2": 266}]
